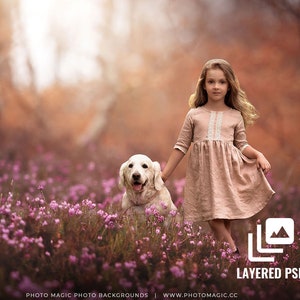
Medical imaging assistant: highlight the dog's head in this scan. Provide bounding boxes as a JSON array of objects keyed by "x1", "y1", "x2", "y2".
[{"x1": 119, "y1": 154, "x2": 164, "y2": 192}]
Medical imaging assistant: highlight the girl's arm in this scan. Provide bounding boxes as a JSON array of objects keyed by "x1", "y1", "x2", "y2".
[
  {"x1": 161, "y1": 149, "x2": 185, "y2": 182},
  {"x1": 162, "y1": 110, "x2": 193, "y2": 181},
  {"x1": 242, "y1": 145, "x2": 271, "y2": 174}
]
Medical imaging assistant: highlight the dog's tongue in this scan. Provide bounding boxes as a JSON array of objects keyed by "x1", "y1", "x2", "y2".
[{"x1": 133, "y1": 183, "x2": 143, "y2": 191}]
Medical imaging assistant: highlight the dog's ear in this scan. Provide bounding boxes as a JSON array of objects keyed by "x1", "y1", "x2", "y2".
[
  {"x1": 153, "y1": 161, "x2": 164, "y2": 191},
  {"x1": 119, "y1": 162, "x2": 127, "y2": 189}
]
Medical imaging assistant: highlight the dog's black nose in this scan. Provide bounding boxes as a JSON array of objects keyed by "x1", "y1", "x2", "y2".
[{"x1": 132, "y1": 173, "x2": 141, "y2": 180}]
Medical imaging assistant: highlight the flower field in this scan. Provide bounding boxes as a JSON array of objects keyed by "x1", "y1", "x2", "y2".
[{"x1": 0, "y1": 151, "x2": 299, "y2": 300}]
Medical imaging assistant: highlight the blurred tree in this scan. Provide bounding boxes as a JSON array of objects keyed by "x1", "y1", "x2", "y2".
[
  {"x1": 0, "y1": 0, "x2": 12, "y2": 123},
  {"x1": 77, "y1": 0, "x2": 127, "y2": 145},
  {"x1": 0, "y1": 0, "x2": 299, "y2": 184},
  {"x1": 262, "y1": 0, "x2": 300, "y2": 21},
  {"x1": 0, "y1": 0, "x2": 16, "y2": 137},
  {"x1": 77, "y1": 0, "x2": 210, "y2": 145},
  {"x1": 0, "y1": 0, "x2": 50, "y2": 153}
]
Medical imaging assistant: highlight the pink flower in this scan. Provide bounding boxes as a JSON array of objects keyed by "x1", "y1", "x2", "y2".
[
  {"x1": 10, "y1": 271, "x2": 20, "y2": 280},
  {"x1": 87, "y1": 161, "x2": 95, "y2": 171},
  {"x1": 174, "y1": 179, "x2": 185, "y2": 194},
  {"x1": 80, "y1": 247, "x2": 96, "y2": 265},
  {"x1": 270, "y1": 260, "x2": 279, "y2": 267},
  {"x1": 54, "y1": 239, "x2": 64, "y2": 249},
  {"x1": 37, "y1": 185, "x2": 44, "y2": 191},
  {"x1": 169, "y1": 210, "x2": 177, "y2": 217},
  {"x1": 221, "y1": 250, "x2": 227, "y2": 258},
  {"x1": 124, "y1": 261, "x2": 137, "y2": 269},
  {"x1": 119, "y1": 278, "x2": 132, "y2": 288},
  {"x1": 43, "y1": 280, "x2": 59, "y2": 289},
  {"x1": 170, "y1": 265, "x2": 185, "y2": 278},
  {"x1": 160, "y1": 202, "x2": 168, "y2": 209},
  {"x1": 176, "y1": 260, "x2": 184, "y2": 268},
  {"x1": 69, "y1": 255, "x2": 78, "y2": 264},
  {"x1": 68, "y1": 208, "x2": 75, "y2": 215},
  {"x1": 97, "y1": 209, "x2": 107, "y2": 217},
  {"x1": 114, "y1": 262, "x2": 122, "y2": 271},
  {"x1": 145, "y1": 205, "x2": 158, "y2": 216},
  {"x1": 18, "y1": 276, "x2": 44, "y2": 293},
  {"x1": 104, "y1": 213, "x2": 118, "y2": 229},
  {"x1": 35, "y1": 237, "x2": 44, "y2": 248},
  {"x1": 14, "y1": 229, "x2": 24, "y2": 238},
  {"x1": 242, "y1": 286, "x2": 255, "y2": 297},
  {"x1": 49, "y1": 200, "x2": 59, "y2": 210},
  {"x1": 102, "y1": 178, "x2": 116, "y2": 194},
  {"x1": 82, "y1": 199, "x2": 96, "y2": 209},
  {"x1": 140, "y1": 253, "x2": 148, "y2": 264}
]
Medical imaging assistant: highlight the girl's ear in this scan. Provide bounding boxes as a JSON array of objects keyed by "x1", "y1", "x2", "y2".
[
  {"x1": 118, "y1": 162, "x2": 127, "y2": 189},
  {"x1": 153, "y1": 161, "x2": 164, "y2": 191}
]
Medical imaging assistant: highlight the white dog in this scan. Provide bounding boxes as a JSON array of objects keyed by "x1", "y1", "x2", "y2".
[{"x1": 119, "y1": 154, "x2": 178, "y2": 224}]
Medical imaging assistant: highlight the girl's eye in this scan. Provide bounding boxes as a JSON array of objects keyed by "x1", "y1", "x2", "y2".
[
  {"x1": 128, "y1": 164, "x2": 133, "y2": 168},
  {"x1": 142, "y1": 164, "x2": 148, "y2": 169}
]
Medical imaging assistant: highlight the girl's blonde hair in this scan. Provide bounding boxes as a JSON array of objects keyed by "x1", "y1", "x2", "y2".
[{"x1": 189, "y1": 59, "x2": 258, "y2": 126}]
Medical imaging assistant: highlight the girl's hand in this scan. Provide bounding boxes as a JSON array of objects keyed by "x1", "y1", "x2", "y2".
[{"x1": 256, "y1": 153, "x2": 271, "y2": 174}]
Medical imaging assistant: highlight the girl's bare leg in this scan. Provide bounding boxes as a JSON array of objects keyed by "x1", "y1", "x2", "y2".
[
  {"x1": 208, "y1": 219, "x2": 237, "y2": 251},
  {"x1": 224, "y1": 219, "x2": 231, "y2": 234}
]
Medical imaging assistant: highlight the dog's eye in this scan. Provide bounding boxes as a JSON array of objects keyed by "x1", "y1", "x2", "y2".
[
  {"x1": 142, "y1": 164, "x2": 148, "y2": 169},
  {"x1": 128, "y1": 163, "x2": 133, "y2": 168}
]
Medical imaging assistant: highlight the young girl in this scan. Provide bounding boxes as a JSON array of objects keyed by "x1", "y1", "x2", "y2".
[{"x1": 161, "y1": 59, "x2": 275, "y2": 253}]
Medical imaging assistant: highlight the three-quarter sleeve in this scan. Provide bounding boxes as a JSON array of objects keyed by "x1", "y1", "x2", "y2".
[
  {"x1": 174, "y1": 111, "x2": 194, "y2": 154},
  {"x1": 234, "y1": 116, "x2": 248, "y2": 152}
]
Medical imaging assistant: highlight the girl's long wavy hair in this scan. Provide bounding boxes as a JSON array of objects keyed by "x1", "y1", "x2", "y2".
[{"x1": 189, "y1": 59, "x2": 258, "y2": 126}]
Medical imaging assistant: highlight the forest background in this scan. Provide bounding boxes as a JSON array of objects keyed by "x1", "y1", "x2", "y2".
[{"x1": 0, "y1": 0, "x2": 299, "y2": 186}]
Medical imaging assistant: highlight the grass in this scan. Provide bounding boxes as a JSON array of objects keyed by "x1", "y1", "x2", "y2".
[{"x1": 0, "y1": 151, "x2": 299, "y2": 300}]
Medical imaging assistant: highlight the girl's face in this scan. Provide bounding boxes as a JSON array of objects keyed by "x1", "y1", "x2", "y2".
[{"x1": 204, "y1": 68, "x2": 229, "y2": 104}]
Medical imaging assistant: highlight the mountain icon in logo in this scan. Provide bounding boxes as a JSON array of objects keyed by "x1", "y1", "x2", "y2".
[
  {"x1": 266, "y1": 218, "x2": 294, "y2": 245},
  {"x1": 270, "y1": 226, "x2": 289, "y2": 238}
]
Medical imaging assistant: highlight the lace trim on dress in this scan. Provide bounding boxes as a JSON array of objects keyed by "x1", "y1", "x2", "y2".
[
  {"x1": 207, "y1": 112, "x2": 216, "y2": 140},
  {"x1": 215, "y1": 112, "x2": 223, "y2": 140},
  {"x1": 207, "y1": 111, "x2": 223, "y2": 140}
]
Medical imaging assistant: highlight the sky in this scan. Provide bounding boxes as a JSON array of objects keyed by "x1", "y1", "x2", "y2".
[
  {"x1": 11, "y1": 0, "x2": 103, "y2": 89},
  {"x1": 10, "y1": 0, "x2": 232, "y2": 90}
]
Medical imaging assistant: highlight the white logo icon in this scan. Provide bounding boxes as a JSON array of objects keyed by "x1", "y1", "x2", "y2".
[
  {"x1": 248, "y1": 218, "x2": 294, "y2": 262},
  {"x1": 265, "y1": 218, "x2": 294, "y2": 245}
]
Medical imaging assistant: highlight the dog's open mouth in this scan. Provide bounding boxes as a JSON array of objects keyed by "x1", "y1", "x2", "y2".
[{"x1": 132, "y1": 180, "x2": 147, "y2": 192}]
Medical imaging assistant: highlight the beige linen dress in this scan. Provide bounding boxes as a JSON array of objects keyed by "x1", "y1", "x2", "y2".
[{"x1": 175, "y1": 106, "x2": 275, "y2": 222}]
